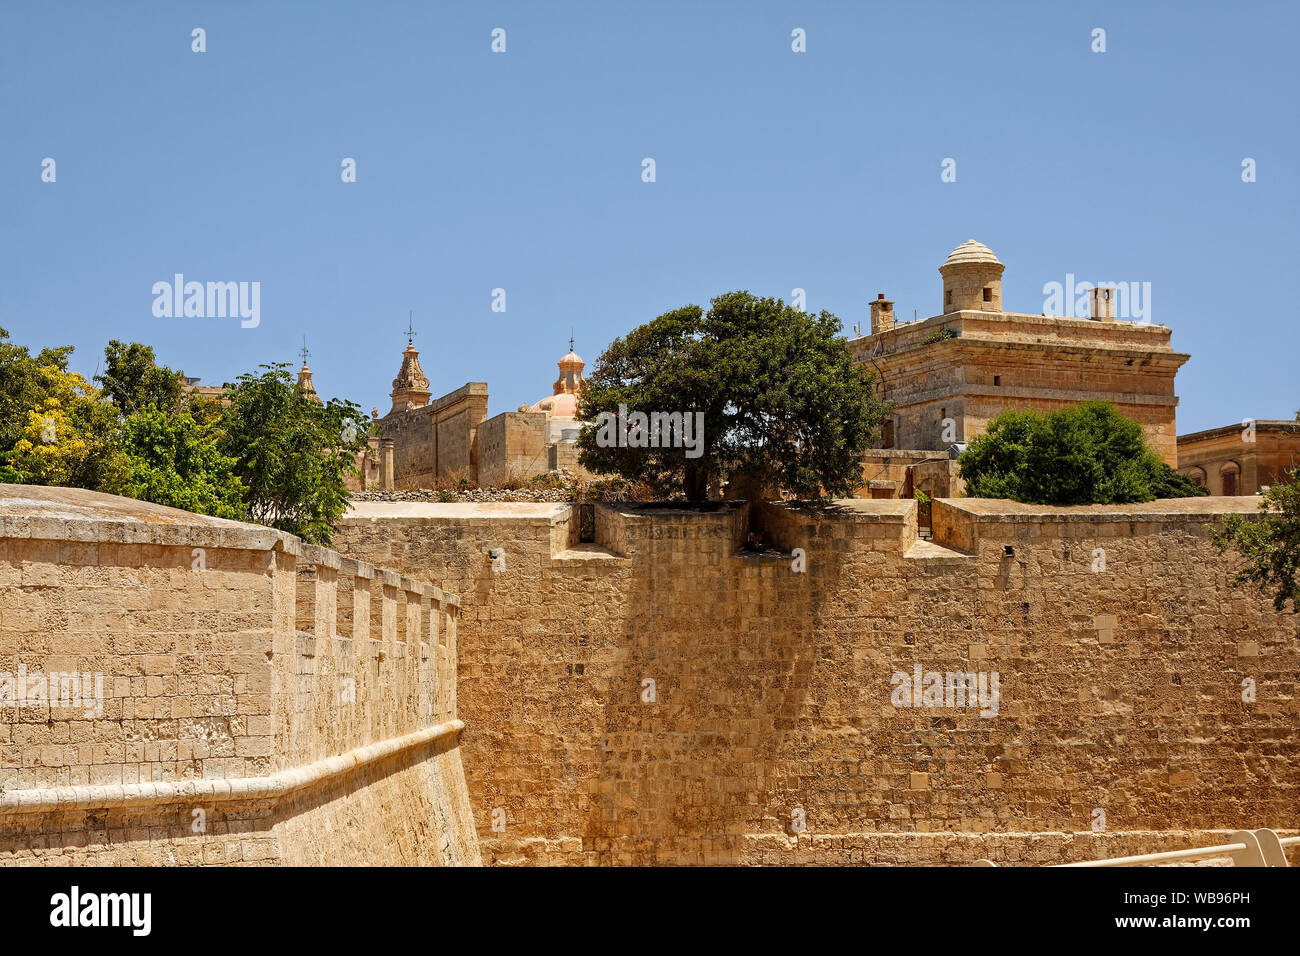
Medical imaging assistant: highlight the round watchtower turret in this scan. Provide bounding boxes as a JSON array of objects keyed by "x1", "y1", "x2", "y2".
[{"x1": 939, "y1": 239, "x2": 1004, "y2": 314}]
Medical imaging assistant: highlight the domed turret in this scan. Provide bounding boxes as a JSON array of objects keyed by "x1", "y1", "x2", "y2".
[
  {"x1": 530, "y1": 340, "x2": 585, "y2": 420},
  {"x1": 939, "y1": 239, "x2": 1004, "y2": 313},
  {"x1": 530, "y1": 340, "x2": 586, "y2": 442}
]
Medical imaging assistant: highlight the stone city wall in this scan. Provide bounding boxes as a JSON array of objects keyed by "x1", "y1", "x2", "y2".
[
  {"x1": 0, "y1": 485, "x2": 479, "y2": 866},
  {"x1": 337, "y1": 495, "x2": 1299, "y2": 866}
]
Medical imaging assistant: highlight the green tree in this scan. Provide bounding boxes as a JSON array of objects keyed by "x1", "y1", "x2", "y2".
[
  {"x1": 576, "y1": 291, "x2": 889, "y2": 500},
  {"x1": 120, "y1": 408, "x2": 247, "y2": 520},
  {"x1": 3, "y1": 361, "x2": 129, "y2": 494},
  {"x1": 1212, "y1": 469, "x2": 1300, "y2": 613},
  {"x1": 1213, "y1": 409, "x2": 1300, "y2": 612},
  {"x1": 95, "y1": 340, "x2": 187, "y2": 416},
  {"x1": 218, "y1": 363, "x2": 369, "y2": 544},
  {"x1": 958, "y1": 401, "x2": 1208, "y2": 505},
  {"x1": 0, "y1": 326, "x2": 75, "y2": 453}
]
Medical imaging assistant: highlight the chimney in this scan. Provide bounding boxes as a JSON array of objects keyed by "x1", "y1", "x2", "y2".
[
  {"x1": 1090, "y1": 286, "x2": 1117, "y2": 322},
  {"x1": 869, "y1": 293, "x2": 895, "y2": 334}
]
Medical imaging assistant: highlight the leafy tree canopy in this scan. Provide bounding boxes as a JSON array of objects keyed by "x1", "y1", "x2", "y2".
[
  {"x1": 1213, "y1": 468, "x2": 1300, "y2": 613},
  {"x1": 958, "y1": 401, "x2": 1208, "y2": 505},
  {"x1": 218, "y1": 363, "x2": 369, "y2": 544},
  {"x1": 1213, "y1": 408, "x2": 1300, "y2": 613},
  {"x1": 2, "y1": 355, "x2": 129, "y2": 494},
  {"x1": 96, "y1": 340, "x2": 187, "y2": 416},
  {"x1": 120, "y1": 408, "x2": 247, "y2": 521},
  {"x1": 576, "y1": 291, "x2": 889, "y2": 501},
  {"x1": 0, "y1": 326, "x2": 76, "y2": 453}
]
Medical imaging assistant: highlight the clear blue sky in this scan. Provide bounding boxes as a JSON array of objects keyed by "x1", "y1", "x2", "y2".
[{"x1": 2, "y1": 0, "x2": 1295, "y2": 431}]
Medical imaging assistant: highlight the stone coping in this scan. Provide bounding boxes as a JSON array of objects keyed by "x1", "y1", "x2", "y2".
[
  {"x1": 941, "y1": 496, "x2": 1264, "y2": 521},
  {"x1": 0, "y1": 720, "x2": 464, "y2": 816},
  {"x1": 848, "y1": 309, "x2": 1176, "y2": 344},
  {"x1": 0, "y1": 484, "x2": 450, "y2": 604},
  {"x1": 344, "y1": 501, "x2": 568, "y2": 520},
  {"x1": 340, "y1": 495, "x2": 1262, "y2": 526}
]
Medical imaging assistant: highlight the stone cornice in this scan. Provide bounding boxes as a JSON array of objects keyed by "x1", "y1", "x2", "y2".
[{"x1": 1178, "y1": 421, "x2": 1300, "y2": 444}]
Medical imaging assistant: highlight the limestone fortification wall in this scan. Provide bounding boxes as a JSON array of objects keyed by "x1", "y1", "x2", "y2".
[
  {"x1": 337, "y1": 496, "x2": 1300, "y2": 866},
  {"x1": 0, "y1": 485, "x2": 480, "y2": 866}
]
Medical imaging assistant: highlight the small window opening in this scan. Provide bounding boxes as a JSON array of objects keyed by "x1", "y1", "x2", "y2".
[{"x1": 982, "y1": 287, "x2": 992, "y2": 302}]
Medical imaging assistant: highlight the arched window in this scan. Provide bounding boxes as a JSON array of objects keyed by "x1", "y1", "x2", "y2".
[
  {"x1": 1219, "y1": 462, "x2": 1240, "y2": 496},
  {"x1": 1184, "y1": 467, "x2": 1206, "y2": 488}
]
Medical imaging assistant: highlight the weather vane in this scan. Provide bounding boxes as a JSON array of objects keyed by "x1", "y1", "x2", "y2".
[
  {"x1": 406, "y1": 311, "x2": 416, "y2": 344},
  {"x1": 299, "y1": 336, "x2": 310, "y2": 366}
]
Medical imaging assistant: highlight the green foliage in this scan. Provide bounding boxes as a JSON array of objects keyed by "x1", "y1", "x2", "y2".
[
  {"x1": 95, "y1": 340, "x2": 187, "y2": 416},
  {"x1": 0, "y1": 326, "x2": 76, "y2": 455},
  {"x1": 120, "y1": 408, "x2": 247, "y2": 520},
  {"x1": 1147, "y1": 461, "x2": 1210, "y2": 499},
  {"x1": 576, "y1": 291, "x2": 890, "y2": 501},
  {"x1": 921, "y1": 328, "x2": 956, "y2": 345},
  {"x1": 218, "y1": 363, "x2": 369, "y2": 544},
  {"x1": 1, "y1": 348, "x2": 129, "y2": 494},
  {"x1": 1213, "y1": 469, "x2": 1300, "y2": 613},
  {"x1": 958, "y1": 401, "x2": 1208, "y2": 505},
  {"x1": 1, "y1": 330, "x2": 370, "y2": 545}
]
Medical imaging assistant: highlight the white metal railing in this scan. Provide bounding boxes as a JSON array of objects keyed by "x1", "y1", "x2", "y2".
[{"x1": 973, "y1": 829, "x2": 1296, "y2": 867}]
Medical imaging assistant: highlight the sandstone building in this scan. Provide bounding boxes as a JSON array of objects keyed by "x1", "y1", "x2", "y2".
[
  {"x1": 1178, "y1": 419, "x2": 1300, "y2": 495},
  {"x1": 348, "y1": 240, "x2": 1199, "y2": 502},
  {"x1": 353, "y1": 337, "x2": 590, "y2": 491},
  {"x1": 849, "y1": 240, "x2": 1190, "y2": 500}
]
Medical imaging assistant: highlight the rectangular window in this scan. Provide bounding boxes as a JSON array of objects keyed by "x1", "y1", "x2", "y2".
[
  {"x1": 993, "y1": 375, "x2": 1001, "y2": 386},
  {"x1": 983, "y1": 287, "x2": 992, "y2": 302}
]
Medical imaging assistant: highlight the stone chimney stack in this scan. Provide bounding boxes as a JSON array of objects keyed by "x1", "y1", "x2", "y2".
[
  {"x1": 869, "y1": 293, "x2": 895, "y2": 334},
  {"x1": 1090, "y1": 286, "x2": 1117, "y2": 322}
]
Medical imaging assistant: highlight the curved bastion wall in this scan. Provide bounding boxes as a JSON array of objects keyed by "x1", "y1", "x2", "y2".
[
  {"x1": 335, "y1": 496, "x2": 1300, "y2": 866},
  {"x1": 0, "y1": 485, "x2": 479, "y2": 866}
]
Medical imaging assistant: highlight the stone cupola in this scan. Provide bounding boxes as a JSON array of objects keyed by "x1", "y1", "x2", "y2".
[
  {"x1": 531, "y1": 339, "x2": 585, "y2": 422},
  {"x1": 552, "y1": 338, "x2": 584, "y2": 397}
]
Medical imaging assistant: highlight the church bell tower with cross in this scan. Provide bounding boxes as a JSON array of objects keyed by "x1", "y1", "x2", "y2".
[
  {"x1": 388, "y1": 316, "x2": 432, "y2": 414},
  {"x1": 297, "y1": 337, "x2": 320, "y2": 403}
]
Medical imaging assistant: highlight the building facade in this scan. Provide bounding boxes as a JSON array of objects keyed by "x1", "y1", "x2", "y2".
[
  {"x1": 1177, "y1": 420, "x2": 1300, "y2": 495},
  {"x1": 354, "y1": 338, "x2": 590, "y2": 490},
  {"x1": 848, "y1": 240, "x2": 1190, "y2": 497}
]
